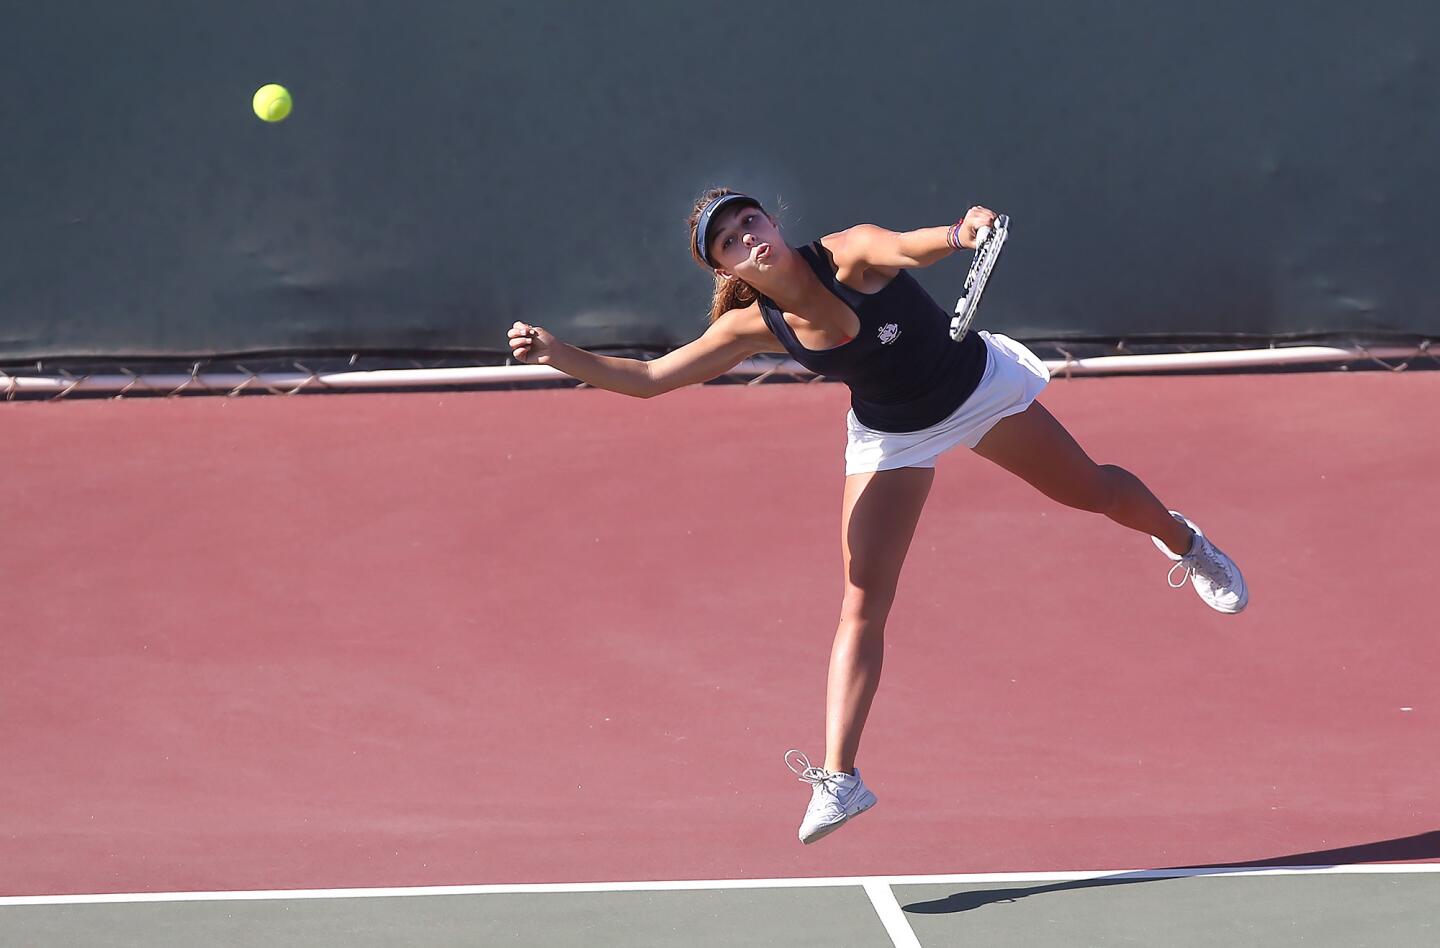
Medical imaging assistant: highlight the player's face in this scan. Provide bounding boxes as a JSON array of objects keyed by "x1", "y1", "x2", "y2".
[{"x1": 708, "y1": 205, "x2": 785, "y2": 277}]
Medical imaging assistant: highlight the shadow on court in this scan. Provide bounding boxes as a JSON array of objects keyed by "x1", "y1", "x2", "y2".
[{"x1": 903, "y1": 830, "x2": 1440, "y2": 915}]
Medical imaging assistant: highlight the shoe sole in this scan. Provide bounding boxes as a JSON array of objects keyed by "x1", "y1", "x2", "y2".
[
  {"x1": 1204, "y1": 584, "x2": 1249, "y2": 614},
  {"x1": 799, "y1": 794, "x2": 877, "y2": 845}
]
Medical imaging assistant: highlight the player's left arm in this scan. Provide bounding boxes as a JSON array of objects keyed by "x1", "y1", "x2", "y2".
[{"x1": 835, "y1": 206, "x2": 998, "y2": 270}]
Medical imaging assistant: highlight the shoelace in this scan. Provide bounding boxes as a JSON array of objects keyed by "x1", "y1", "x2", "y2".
[
  {"x1": 1166, "y1": 560, "x2": 1193, "y2": 588},
  {"x1": 1169, "y1": 537, "x2": 1234, "y2": 589},
  {"x1": 785, "y1": 749, "x2": 841, "y2": 788}
]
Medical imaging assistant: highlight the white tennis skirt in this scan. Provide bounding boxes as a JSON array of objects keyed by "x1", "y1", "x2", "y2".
[{"x1": 844, "y1": 331, "x2": 1050, "y2": 476}]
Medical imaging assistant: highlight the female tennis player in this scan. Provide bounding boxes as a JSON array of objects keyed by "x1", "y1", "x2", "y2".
[{"x1": 507, "y1": 188, "x2": 1247, "y2": 845}]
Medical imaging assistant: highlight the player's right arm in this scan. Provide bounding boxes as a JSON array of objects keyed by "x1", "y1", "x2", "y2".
[{"x1": 506, "y1": 303, "x2": 782, "y2": 398}]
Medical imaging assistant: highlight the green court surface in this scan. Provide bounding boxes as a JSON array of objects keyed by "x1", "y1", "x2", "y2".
[{"x1": 3, "y1": 867, "x2": 1437, "y2": 947}]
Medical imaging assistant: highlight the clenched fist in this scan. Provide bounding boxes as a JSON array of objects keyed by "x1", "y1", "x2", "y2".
[
  {"x1": 956, "y1": 205, "x2": 998, "y2": 250},
  {"x1": 507, "y1": 321, "x2": 556, "y2": 364}
]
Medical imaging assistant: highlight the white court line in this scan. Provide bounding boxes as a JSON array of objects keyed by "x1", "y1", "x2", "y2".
[
  {"x1": 2, "y1": 862, "x2": 1439, "y2": 907},
  {"x1": 863, "y1": 879, "x2": 923, "y2": 948}
]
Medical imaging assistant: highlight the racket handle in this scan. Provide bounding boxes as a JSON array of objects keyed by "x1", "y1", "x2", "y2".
[{"x1": 974, "y1": 224, "x2": 992, "y2": 247}]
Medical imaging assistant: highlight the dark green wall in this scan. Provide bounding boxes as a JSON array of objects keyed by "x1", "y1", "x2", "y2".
[{"x1": 1, "y1": 1, "x2": 1435, "y2": 361}]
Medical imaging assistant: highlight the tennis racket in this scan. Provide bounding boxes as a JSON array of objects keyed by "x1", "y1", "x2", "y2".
[{"x1": 950, "y1": 213, "x2": 1010, "y2": 342}]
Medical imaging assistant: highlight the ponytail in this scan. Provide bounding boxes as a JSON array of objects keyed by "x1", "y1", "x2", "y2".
[{"x1": 707, "y1": 273, "x2": 757, "y2": 324}]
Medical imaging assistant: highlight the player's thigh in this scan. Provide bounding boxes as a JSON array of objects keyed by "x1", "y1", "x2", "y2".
[
  {"x1": 972, "y1": 401, "x2": 1108, "y2": 509},
  {"x1": 841, "y1": 466, "x2": 935, "y2": 615}
]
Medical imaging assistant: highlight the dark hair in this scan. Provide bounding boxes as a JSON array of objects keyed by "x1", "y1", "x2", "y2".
[{"x1": 687, "y1": 187, "x2": 776, "y2": 323}]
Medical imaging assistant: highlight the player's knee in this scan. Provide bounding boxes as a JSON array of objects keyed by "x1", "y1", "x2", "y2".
[
  {"x1": 1059, "y1": 463, "x2": 1120, "y2": 514},
  {"x1": 1089, "y1": 464, "x2": 1129, "y2": 514},
  {"x1": 839, "y1": 582, "x2": 896, "y2": 629},
  {"x1": 834, "y1": 612, "x2": 887, "y2": 657}
]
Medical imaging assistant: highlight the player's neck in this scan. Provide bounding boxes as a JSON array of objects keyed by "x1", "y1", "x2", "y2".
[{"x1": 747, "y1": 253, "x2": 822, "y2": 312}]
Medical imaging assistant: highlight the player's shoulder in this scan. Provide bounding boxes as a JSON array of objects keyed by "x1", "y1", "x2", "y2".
[
  {"x1": 713, "y1": 300, "x2": 784, "y2": 353},
  {"x1": 713, "y1": 299, "x2": 765, "y2": 333},
  {"x1": 820, "y1": 223, "x2": 886, "y2": 253},
  {"x1": 819, "y1": 224, "x2": 891, "y2": 268},
  {"x1": 819, "y1": 225, "x2": 901, "y2": 284}
]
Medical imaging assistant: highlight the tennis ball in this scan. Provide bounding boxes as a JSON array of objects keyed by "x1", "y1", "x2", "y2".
[{"x1": 252, "y1": 84, "x2": 293, "y2": 122}]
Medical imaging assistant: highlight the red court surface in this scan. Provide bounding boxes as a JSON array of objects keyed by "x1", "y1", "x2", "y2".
[{"x1": 3, "y1": 371, "x2": 1437, "y2": 897}]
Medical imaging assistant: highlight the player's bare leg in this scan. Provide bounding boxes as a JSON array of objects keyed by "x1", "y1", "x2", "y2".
[
  {"x1": 972, "y1": 400, "x2": 1191, "y2": 551},
  {"x1": 973, "y1": 400, "x2": 1247, "y2": 612},
  {"x1": 787, "y1": 465, "x2": 933, "y2": 844},
  {"x1": 826, "y1": 465, "x2": 934, "y2": 774}
]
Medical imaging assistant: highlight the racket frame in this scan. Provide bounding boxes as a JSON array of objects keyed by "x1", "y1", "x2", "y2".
[{"x1": 950, "y1": 213, "x2": 1010, "y2": 342}]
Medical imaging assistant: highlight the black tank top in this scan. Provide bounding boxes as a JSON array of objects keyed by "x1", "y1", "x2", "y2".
[{"x1": 757, "y1": 240, "x2": 989, "y2": 433}]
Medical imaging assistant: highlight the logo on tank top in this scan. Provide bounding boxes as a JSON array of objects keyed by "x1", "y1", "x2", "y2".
[{"x1": 877, "y1": 323, "x2": 901, "y2": 345}]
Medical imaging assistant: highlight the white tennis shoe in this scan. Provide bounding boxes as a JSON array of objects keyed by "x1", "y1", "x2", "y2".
[
  {"x1": 785, "y1": 750, "x2": 877, "y2": 845},
  {"x1": 1153, "y1": 511, "x2": 1249, "y2": 614}
]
